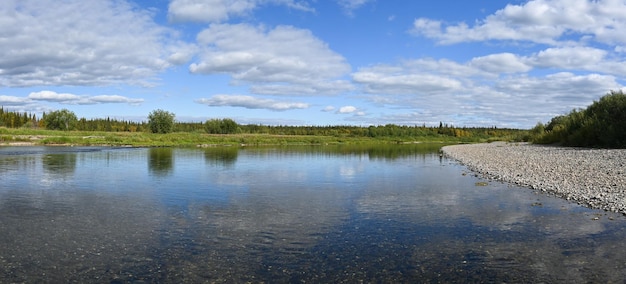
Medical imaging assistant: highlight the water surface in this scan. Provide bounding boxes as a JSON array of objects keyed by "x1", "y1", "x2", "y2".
[{"x1": 1, "y1": 144, "x2": 625, "y2": 282}]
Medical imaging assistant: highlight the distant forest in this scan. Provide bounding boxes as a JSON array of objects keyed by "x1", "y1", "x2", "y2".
[{"x1": 0, "y1": 107, "x2": 525, "y2": 141}]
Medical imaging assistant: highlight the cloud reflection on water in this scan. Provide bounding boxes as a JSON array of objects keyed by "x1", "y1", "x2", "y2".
[{"x1": 0, "y1": 146, "x2": 626, "y2": 282}]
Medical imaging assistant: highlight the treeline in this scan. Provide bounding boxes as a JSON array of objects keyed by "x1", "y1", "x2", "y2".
[
  {"x1": 0, "y1": 107, "x2": 525, "y2": 141},
  {"x1": 529, "y1": 90, "x2": 626, "y2": 148},
  {"x1": 0, "y1": 107, "x2": 145, "y2": 131},
  {"x1": 236, "y1": 123, "x2": 522, "y2": 140},
  {"x1": 0, "y1": 107, "x2": 41, "y2": 128}
]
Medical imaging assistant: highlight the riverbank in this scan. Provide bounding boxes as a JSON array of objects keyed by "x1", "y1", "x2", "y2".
[
  {"x1": 442, "y1": 142, "x2": 626, "y2": 214},
  {"x1": 0, "y1": 132, "x2": 377, "y2": 147},
  {"x1": 0, "y1": 127, "x2": 513, "y2": 147}
]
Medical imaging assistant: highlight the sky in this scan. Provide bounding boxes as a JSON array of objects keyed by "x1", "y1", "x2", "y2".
[{"x1": 1, "y1": 0, "x2": 625, "y2": 129}]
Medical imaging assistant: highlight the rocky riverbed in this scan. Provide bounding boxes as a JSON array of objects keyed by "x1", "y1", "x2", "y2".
[{"x1": 442, "y1": 142, "x2": 626, "y2": 214}]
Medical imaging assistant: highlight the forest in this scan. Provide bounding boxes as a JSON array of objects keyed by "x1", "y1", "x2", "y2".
[{"x1": 0, "y1": 106, "x2": 526, "y2": 143}]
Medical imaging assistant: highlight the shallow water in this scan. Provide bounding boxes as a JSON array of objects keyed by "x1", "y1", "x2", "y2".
[{"x1": 1, "y1": 144, "x2": 625, "y2": 282}]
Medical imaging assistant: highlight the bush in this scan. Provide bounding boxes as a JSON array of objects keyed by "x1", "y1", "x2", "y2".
[
  {"x1": 584, "y1": 90, "x2": 626, "y2": 147},
  {"x1": 530, "y1": 90, "x2": 626, "y2": 148},
  {"x1": 148, "y1": 109, "x2": 175, "y2": 134},
  {"x1": 44, "y1": 109, "x2": 78, "y2": 131},
  {"x1": 205, "y1": 118, "x2": 240, "y2": 134}
]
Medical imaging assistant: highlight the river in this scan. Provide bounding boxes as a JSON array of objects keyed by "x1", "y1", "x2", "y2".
[{"x1": 0, "y1": 144, "x2": 625, "y2": 282}]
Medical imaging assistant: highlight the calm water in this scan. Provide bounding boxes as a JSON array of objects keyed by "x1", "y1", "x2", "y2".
[{"x1": 1, "y1": 144, "x2": 626, "y2": 283}]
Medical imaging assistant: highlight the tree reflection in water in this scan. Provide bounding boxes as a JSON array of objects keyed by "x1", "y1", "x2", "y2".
[
  {"x1": 204, "y1": 146, "x2": 238, "y2": 167},
  {"x1": 0, "y1": 145, "x2": 626, "y2": 282},
  {"x1": 42, "y1": 153, "x2": 77, "y2": 175},
  {"x1": 148, "y1": 148, "x2": 173, "y2": 176}
]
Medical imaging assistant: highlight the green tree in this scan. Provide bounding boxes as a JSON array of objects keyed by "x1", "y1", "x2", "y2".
[
  {"x1": 148, "y1": 109, "x2": 175, "y2": 134},
  {"x1": 205, "y1": 118, "x2": 240, "y2": 134},
  {"x1": 44, "y1": 109, "x2": 78, "y2": 131},
  {"x1": 583, "y1": 90, "x2": 626, "y2": 147},
  {"x1": 530, "y1": 90, "x2": 626, "y2": 148},
  {"x1": 220, "y1": 118, "x2": 239, "y2": 134}
]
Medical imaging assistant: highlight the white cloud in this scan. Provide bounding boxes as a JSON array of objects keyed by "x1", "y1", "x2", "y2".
[
  {"x1": 495, "y1": 72, "x2": 620, "y2": 101},
  {"x1": 470, "y1": 53, "x2": 532, "y2": 74},
  {"x1": 352, "y1": 65, "x2": 463, "y2": 95},
  {"x1": 322, "y1": 106, "x2": 336, "y2": 112},
  {"x1": 402, "y1": 58, "x2": 489, "y2": 79},
  {"x1": 337, "y1": 105, "x2": 365, "y2": 116},
  {"x1": 499, "y1": 46, "x2": 626, "y2": 77},
  {"x1": 528, "y1": 46, "x2": 606, "y2": 69},
  {"x1": 191, "y1": 24, "x2": 352, "y2": 96},
  {"x1": 27, "y1": 91, "x2": 144, "y2": 105},
  {"x1": 168, "y1": 0, "x2": 256, "y2": 23},
  {"x1": 166, "y1": 42, "x2": 199, "y2": 65},
  {"x1": 411, "y1": 18, "x2": 443, "y2": 39},
  {"x1": 89, "y1": 95, "x2": 145, "y2": 105},
  {"x1": 337, "y1": 0, "x2": 372, "y2": 15},
  {"x1": 349, "y1": 53, "x2": 624, "y2": 128},
  {"x1": 0, "y1": 0, "x2": 182, "y2": 87},
  {"x1": 0, "y1": 95, "x2": 31, "y2": 106},
  {"x1": 196, "y1": 94, "x2": 309, "y2": 111},
  {"x1": 168, "y1": 0, "x2": 313, "y2": 23},
  {"x1": 410, "y1": 0, "x2": 626, "y2": 46},
  {"x1": 250, "y1": 80, "x2": 354, "y2": 96},
  {"x1": 28, "y1": 91, "x2": 81, "y2": 102},
  {"x1": 338, "y1": 106, "x2": 357, "y2": 113}
]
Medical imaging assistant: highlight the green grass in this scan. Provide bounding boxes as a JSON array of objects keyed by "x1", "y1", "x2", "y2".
[{"x1": 0, "y1": 127, "x2": 522, "y2": 147}]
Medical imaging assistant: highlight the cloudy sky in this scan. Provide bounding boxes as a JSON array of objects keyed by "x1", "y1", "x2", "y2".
[{"x1": 1, "y1": 0, "x2": 625, "y2": 128}]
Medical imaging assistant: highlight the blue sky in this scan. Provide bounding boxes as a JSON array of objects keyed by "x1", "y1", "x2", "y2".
[{"x1": 1, "y1": 0, "x2": 625, "y2": 128}]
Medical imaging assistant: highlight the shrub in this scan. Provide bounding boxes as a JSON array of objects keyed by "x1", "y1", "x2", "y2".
[
  {"x1": 44, "y1": 109, "x2": 78, "y2": 131},
  {"x1": 205, "y1": 118, "x2": 240, "y2": 134},
  {"x1": 148, "y1": 109, "x2": 175, "y2": 134},
  {"x1": 530, "y1": 90, "x2": 626, "y2": 148}
]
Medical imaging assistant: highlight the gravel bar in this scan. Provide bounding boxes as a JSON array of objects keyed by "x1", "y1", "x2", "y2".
[{"x1": 442, "y1": 142, "x2": 626, "y2": 214}]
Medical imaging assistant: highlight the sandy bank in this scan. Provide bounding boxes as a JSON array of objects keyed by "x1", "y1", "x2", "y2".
[{"x1": 442, "y1": 142, "x2": 626, "y2": 214}]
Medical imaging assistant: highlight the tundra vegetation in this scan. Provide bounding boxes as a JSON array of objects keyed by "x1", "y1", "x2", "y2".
[
  {"x1": 529, "y1": 90, "x2": 626, "y2": 148},
  {"x1": 0, "y1": 107, "x2": 527, "y2": 147}
]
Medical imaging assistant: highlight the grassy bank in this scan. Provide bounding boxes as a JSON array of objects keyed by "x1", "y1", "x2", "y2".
[{"x1": 0, "y1": 127, "x2": 520, "y2": 147}]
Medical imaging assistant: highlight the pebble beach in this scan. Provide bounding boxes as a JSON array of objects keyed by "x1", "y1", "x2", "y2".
[{"x1": 442, "y1": 142, "x2": 626, "y2": 214}]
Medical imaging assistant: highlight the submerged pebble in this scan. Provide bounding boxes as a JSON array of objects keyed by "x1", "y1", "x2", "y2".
[{"x1": 442, "y1": 142, "x2": 626, "y2": 214}]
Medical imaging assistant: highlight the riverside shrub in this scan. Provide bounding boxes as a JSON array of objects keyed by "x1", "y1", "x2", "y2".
[
  {"x1": 148, "y1": 109, "x2": 175, "y2": 134},
  {"x1": 530, "y1": 90, "x2": 626, "y2": 148}
]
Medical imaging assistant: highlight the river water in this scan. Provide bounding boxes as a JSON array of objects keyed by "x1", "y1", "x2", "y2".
[{"x1": 1, "y1": 144, "x2": 626, "y2": 282}]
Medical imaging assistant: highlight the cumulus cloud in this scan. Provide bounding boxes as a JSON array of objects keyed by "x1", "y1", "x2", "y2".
[
  {"x1": 250, "y1": 80, "x2": 354, "y2": 96},
  {"x1": 349, "y1": 0, "x2": 626, "y2": 128},
  {"x1": 494, "y1": 72, "x2": 620, "y2": 101},
  {"x1": 469, "y1": 53, "x2": 532, "y2": 74},
  {"x1": 190, "y1": 23, "x2": 352, "y2": 96},
  {"x1": 195, "y1": 94, "x2": 309, "y2": 111},
  {"x1": 527, "y1": 46, "x2": 607, "y2": 70},
  {"x1": 410, "y1": 0, "x2": 626, "y2": 45},
  {"x1": 168, "y1": 0, "x2": 256, "y2": 23},
  {"x1": 348, "y1": 51, "x2": 624, "y2": 128},
  {"x1": 28, "y1": 91, "x2": 81, "y2": 102},
  {"x1": 167, "y1": 0, "x2": 313, "y2": 23},
  {"x1": 28, "y1": 91, "x2": 144, "y2": 105},
  {"x1": 338, "y1": 106, "x2": 357, "y2": 113},
  {"x1": 166, "y1": 42, "x2": 200, "y2": 65},
  {"x1": 0, "y1": 95, "x2": 32, "y2": 106},
  {"x1": 0, "y1": 0, "x2": 184, "y2": 87},
  {"x1": 352, "y1": 61, "x2": 464, "y2": 95},
  {"x1": 337, "y1": 106, "x2": 365, "y2": 116}
]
